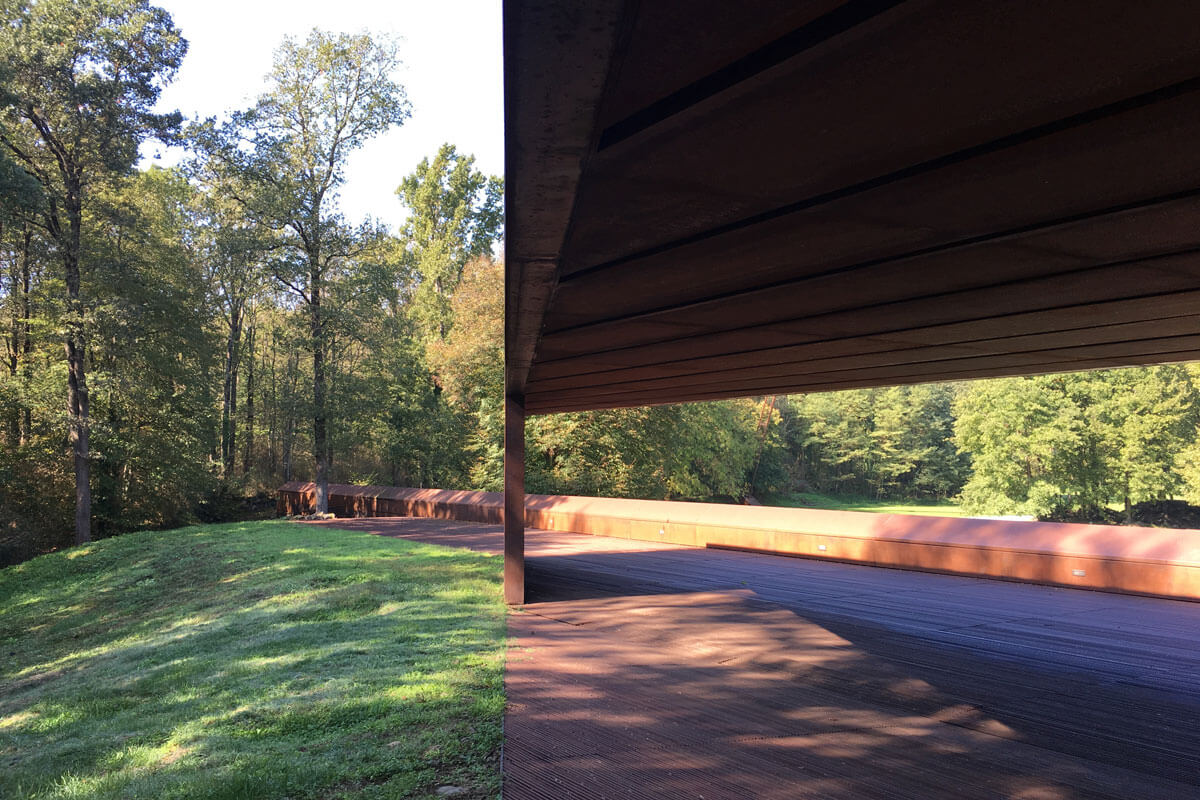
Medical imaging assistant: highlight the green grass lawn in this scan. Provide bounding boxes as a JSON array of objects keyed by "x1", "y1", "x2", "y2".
[
  {"x1": 0, "y1": 521, "x2": 505, "y2": 800},
  {"x1": 766, "y1": 491, "x2": 967, "y2": 517}
]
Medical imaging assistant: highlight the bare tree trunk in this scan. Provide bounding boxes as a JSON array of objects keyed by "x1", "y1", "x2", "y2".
[
  {"x1": 221, "y1": 300, "x2": 243, "y2": 479},
  {"x1": 4, "y1": 224, "x2": 19, "y2": 447},
  {"x1": 19, "y1": 227, "x2": 32, "y2": 445},
  {"x1": 267, "y1": 326, "x2": 278, "y2": 479},
  {"x1": 310, "y1": 255, "x2": 329, "y2": 514},
  {"x1": 1124, "y1": 472, "x2": 1133, "y2": 524},
  {"x1": 282, "y1": 414, "x2": 294, "y2": 483},
  {"x1": 67, "y1": 329, "x2": 90, "y2": 545},
  {"x1": 243, "y1": 312, "x2": 256, "y2": 477},
  {"x1": 282, "y1": 347, "x2": 297, "y2": 483},
  {"x1": 62, "y1": 183, "x2": 90, "y2": 544}
]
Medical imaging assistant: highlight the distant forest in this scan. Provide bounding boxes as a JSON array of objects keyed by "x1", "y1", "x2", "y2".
[{"x1": 4, "y1": 2, "x2": 1200, "y2": 565}]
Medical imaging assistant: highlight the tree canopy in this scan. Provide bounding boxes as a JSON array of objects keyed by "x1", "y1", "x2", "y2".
[
  {"x1": 0, "y1": 0, "x2": 185, "y2": 543},
  {"x1": 193, "y1": 28, "x2": 409, "y2": 514},
  {"x1": 398, "y1": 143, "x2": 503, "y2": 339},
  {"x1": 954, "y1": 368, "x2": 1200, "y2": 519}
]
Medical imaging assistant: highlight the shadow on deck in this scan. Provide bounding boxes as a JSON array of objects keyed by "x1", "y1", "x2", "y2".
[{"x1": 312, "y1": 516, "x2": 1200, "y2": 800}]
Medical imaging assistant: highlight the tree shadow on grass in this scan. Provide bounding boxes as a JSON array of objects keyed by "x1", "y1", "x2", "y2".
[{"x1": 0, "y1": 522, "x2": 505, "y2": 800}]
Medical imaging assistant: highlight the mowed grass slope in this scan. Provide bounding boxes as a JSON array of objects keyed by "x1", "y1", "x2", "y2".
[{"x1": 0, "y1": 521, "x2": 505, "y2": 800}]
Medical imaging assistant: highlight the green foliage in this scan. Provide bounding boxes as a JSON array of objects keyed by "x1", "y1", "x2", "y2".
[
  {"x1": 193, "y1": 29, "x2": 407, "y2": 273},
  {"x1": 0, "y1": 0, "x2": 186, "y2": 545},
  {"x1": 190, "y1": 28, "x2": 410, "y2": 512},
  {"x1": 0, "y1": 366, "x2": 74, "y2": 563},
  {"x1": 786, "y1": 384, "x2": 968, "y2": 500},
  {"x1": 84, "y1": 168, "x2": 220, "y2": 535},
  {"x1": 0, "y1": 169, "x2": 218, "y2": 560},
  {"x1": 397, "y1": 144, "x2": 503, "y2": 340},
  {"x1": 0, "y1": 149, "x2": 40, "y2": 215},
  {"x1": 425, "y1": 256, "x2": 504, "y2": 409},
  {"x1": 954, "y1": 367, "x2": 1200, "y2": 517},
  {"x1": 374, "y1": 339, "x2": 473, "y2": 489},
  {"x1": 0, "y1": 0, "x2": 186, "y2": 185},
  {"x1": 526, "y1": 400, "x2": 761, "y2": 500},
  {"x1": 0, "y1": 521, "x2": 504, "y2": 798}
]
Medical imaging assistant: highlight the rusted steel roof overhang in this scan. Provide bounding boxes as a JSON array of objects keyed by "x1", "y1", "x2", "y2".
[{"x1": 505, "y1": 0, "x2": 1200, "y2": 414}]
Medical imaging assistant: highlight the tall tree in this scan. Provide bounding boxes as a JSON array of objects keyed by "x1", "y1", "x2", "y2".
[
  {"x1": 200, "y1": 30, "x2": 409, "y2": 513},
  {"x1": 190, "y1": 183, "x2": 267, "y2": 481},
  {"x1": 85, "y1": 167, "x2": 219, "y2": 535},
  {"x1": 783, "y1": 385, "x2": 967, "y2": 500},
  {"x1": 0, "y1": 0, "x2": 185, "y2": 543},
  {"x1": 1, "y1": 222, "x2": 35, "y2": 446},
  {"x1": 425, "y1": 255, "x2": 504, "y2": 409},
  {"x1": 954, "y1": 368, "x2": 1199, "y2": 517},
  {"x1": 397, "y1": 143, "x2": 503, "y2": 339}
]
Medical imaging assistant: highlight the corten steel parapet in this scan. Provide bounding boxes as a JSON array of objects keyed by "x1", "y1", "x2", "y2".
[{"x1": 277, "y1": 482, "x2": 1200, "y2": 601}]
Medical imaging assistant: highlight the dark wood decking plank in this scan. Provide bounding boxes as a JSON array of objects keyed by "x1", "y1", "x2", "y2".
[{"x1": 315, "y1": 517, "x2": 1200, "y2": 798}]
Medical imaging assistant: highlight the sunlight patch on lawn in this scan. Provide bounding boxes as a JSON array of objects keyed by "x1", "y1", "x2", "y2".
[{"x1": 0, "y1": 520, "x2": 505, "y2": 800}]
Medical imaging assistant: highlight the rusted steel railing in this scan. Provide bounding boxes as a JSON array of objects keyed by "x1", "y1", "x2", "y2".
[{"x1": 278, "y1": 482, "x2": 1200, "y2": 601}]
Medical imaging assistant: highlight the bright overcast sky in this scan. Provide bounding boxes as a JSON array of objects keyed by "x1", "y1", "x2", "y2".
[{"x1": 146, "y1": 0, "x2": 504, "y2": 231}]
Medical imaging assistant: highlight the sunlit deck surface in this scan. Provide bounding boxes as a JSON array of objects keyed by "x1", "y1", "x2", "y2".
[{"x1": 319, "y1": 517, "x2": 1200, "y2": 799}]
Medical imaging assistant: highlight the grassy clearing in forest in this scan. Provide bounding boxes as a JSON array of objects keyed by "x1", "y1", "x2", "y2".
[
  {"x1": 0, "y1": 521, "x2": 504, "y2": 800},
  {"x1": 767, "y1": 491, "x2": 967, "y2": 517}
]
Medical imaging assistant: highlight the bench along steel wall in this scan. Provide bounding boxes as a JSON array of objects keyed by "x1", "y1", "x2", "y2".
[{"x1": 278, "y1": 482, "x2": 1200, "y2": 601}]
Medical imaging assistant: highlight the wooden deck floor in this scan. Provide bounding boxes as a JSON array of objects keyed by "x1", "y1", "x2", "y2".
[{"x1": 319, "y1": 517, "x2": 1200, "y2": 799}]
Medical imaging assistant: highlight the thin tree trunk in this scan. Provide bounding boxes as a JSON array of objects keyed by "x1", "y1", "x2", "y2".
[
  {"x1": 310, "y1": 255, "x2": 329, "y2": 514},
  {"x1": 221, "y1": 300, "x2": 243, "y2": 479},
  {"x1": 62, "y1": 183, "x2": 90, "y2": 544},
  {"x1": 243, "y1": 312, "x2": 256, "y2": 477},
  {"x1": 267, "y1": 326, "x2": 278, "y2": 479},
  {"x1": 20, "y1": 227, "x2": 32, "y2": 445},
  {"x1": 1124, "y1": 472, "x2": 1133, "y2": 524},
  {"x1": 4, "y1": 224, "x2": 19, "y2": 447},
  {"x1": 282, "y1": 415, "x2": 294, "y2": 483},
  {"x1": 282, "y1": 347, "x2": 297, "y2": 483}
]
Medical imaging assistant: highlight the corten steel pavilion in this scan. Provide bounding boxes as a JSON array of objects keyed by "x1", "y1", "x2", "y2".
[{"x1": 502, "y1": 1, "x2": 1200, "y2": 604}]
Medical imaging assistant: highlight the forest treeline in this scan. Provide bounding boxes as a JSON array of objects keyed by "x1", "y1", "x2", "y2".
[{"x1": 5, "y1": 1, "x2": 1200, "y2": 565}]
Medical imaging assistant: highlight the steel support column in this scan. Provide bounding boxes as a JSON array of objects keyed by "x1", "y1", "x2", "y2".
[{"x1": 504, "y1": 392, "x2": 526, "y2": 604}]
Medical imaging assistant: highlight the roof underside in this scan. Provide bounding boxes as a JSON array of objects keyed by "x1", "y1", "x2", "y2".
[{"x1": 505, "y1": 0, "x2": 1200, "y2": 414}]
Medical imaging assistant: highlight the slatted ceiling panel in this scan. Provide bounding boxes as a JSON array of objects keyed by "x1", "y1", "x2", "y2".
[
  {"x1": 529, "y1": 335, "x2": 1200, "y2": 409},
  {"x1": 505, "y1": 0, "x2": 1200, "y2": 411},
  {"x1": 528, "y1": 352, "x2": 1200, "y2": 414},
  {"x1": 543, "y1": 94, "x2": 1200, "y2": 338},
  {"x1": 528, "y1": 295, "x2": 1200, "y2": 387},
  {"x1": 561, "y1": 1, "x2": 1200, "y2": 273},
  {"x1": 548, "y1": 240, "x2": 1068, "y2": 340},
  {"x1": 980, "y1": 197, "x2": 1200, "y2": 263},
  {"x1": 539, "y1": 255, "x2": 1200, "y2": 362},
  {"x1": 527, "y1": 341, "x2": 1200, "y2": 405},
  {"x1": 547, "y1": 276, "x2": 1200, "y2": 359},
  {"x1": 530, "y1": 317, "x2": 1200, "y2": 394},
  {"x1": 533, "y1": 333, "x2": 1200, "y2": 401},
  {"x1": 527, "y1": 331, "x2": 1200, "y2": 406},
  {"x1": 594, "y1": 0, "x2": 845, "y2": 128},
  {"x1": 548, "y1": 188, "x2": 1200, "y2": 337}
]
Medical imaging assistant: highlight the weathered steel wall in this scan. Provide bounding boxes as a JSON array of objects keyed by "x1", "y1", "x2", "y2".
[{"x1": 277, "y1": 482, "x2": 1200, "y2": 601}]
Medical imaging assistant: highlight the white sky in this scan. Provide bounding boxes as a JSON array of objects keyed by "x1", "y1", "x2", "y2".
[{"x1": 145, "y1": 0, "x2": 504, "y2": 231}]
